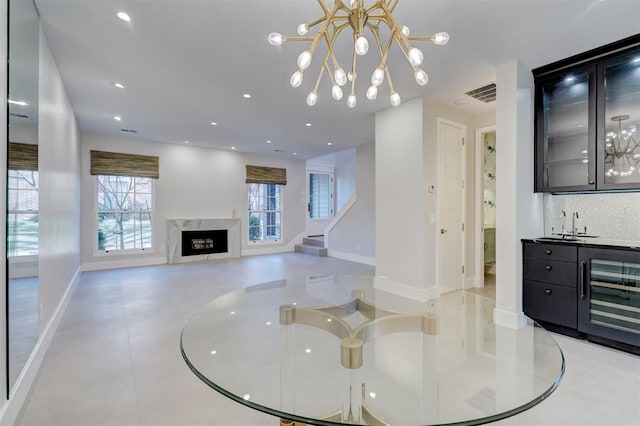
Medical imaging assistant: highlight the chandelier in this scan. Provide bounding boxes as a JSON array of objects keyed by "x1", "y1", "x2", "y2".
[
  {"x1": 604, "y1": 115, "x2": 640, "y2": 178},
  {"x1": 267, "y1": 0, "x2": 449, "y2": 108}
]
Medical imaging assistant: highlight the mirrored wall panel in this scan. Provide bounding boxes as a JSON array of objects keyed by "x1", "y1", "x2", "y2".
[{"x1": 7, "y1": 0, "x2": 40, "y2": 395}]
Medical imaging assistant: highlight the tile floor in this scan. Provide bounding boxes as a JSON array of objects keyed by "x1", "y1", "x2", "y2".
[{"x1": 15, "y1": 254, "x2": 640, "y2": 425}]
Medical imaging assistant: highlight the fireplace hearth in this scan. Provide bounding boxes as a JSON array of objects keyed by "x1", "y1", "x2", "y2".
[{"x1": 182, "y1": 230, "x2": 228, "y2": 257}]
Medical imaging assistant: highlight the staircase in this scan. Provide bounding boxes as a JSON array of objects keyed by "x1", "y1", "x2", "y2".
[{"x1": 294, "y1": 236, "x2": 327, "y2": 257}]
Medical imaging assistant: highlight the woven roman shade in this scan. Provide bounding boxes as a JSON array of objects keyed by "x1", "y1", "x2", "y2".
[
  {"x1": 245, "y1": 165, "x2": 287, "y2": 185},
  {"x1": 90, "y1": 150, "x2": 159, "y2": 179},
  {"x1": 8, "y1": 142, "x2": 38, "y2": 171}
]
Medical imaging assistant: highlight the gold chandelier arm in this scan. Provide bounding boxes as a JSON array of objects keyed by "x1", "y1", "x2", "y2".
[
  {"x1": 385, "y1": 66, "x2": 395, "y2": 93},
  {"x1": 307, "y1": 1, "x2": 344, "y2": 55},
  {"x1": 349, "y1": 46, "x2": 358, "y2": 95},
  {"x1": 282, "y1": 36, "x2": 316, "y2": 42},
  {"x1": 313, "y1": 64, "x2": 326, "y2": 92},
  {"x1": 408, "y1": 35, "x2": 437, "y2": 42},
  {"x1": 316, "y1": 0, "x2": 331, "y2": 16},
  {"x1": 387, "y1": 0, "x2": 400, "y2": 13},
  {"x1": 326, "y1": 22, "x2": 350, "y2": 70}
]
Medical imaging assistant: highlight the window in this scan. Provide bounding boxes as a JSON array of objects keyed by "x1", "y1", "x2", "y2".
[
  {"x1": 309, "y1": 172, "x2": 333, "y2": 219},
  {"x1": 7, "y1": 170, "x2": 39, "y2": 256},
  {"x1": 97, "y1": 175, "x2": 153, "y2": 252},
  {"x1": 248, "y1": 183, "x2": 282, "y2": 242}
]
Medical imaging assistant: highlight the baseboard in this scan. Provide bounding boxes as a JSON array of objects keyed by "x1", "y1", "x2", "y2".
[
  {"x1": 464, "y1": 277, "x2": 476, "y2": 289},
  {"x1": 373, "y1": 276, "x2": 439, "y2": 303},
  {"x1": 0, "y1": 267, "x2": 81, "y2": 425},
  {"x1": 327, "y1": 250, "x2": 375, "y2": 266},
  {"x1": 81, "y1": 256, "x2": 167, "y2": 271},
  {"x1": 493, "y1": 307, "x2": 527, "y2": 330}
]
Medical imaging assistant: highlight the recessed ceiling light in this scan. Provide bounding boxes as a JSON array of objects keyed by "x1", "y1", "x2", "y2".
[
  {"x1": 210, "y1": 122, "x2": 218, "y2": 126},
  {"x1": 8, "y1": 99, "x2": 28, "y2": 106},
  {"x1": 231, "y1": 146, "x2": 236, "y2": 150},
  {"x1": 266, "y1": 140, "x2": 271, "y2": 144},
  {"x1": 242, "y1": 93, "x2": 251, "y2": 99},
  {"x1": 293, "y1": 152, "x2": 297, "y2": 155},
  {"x1": 453, "y1": 98, "x2": 469, "y2": 105},
  {"x1": 184, "y1": 141, "x2": 190, "y2": 144},
  {"x1": 305, "y1": 123, "x2": 312, "y2": 127},
  {"x1": 113, "y1": 116, "x2": 122, "y2": 121},
  {"x1": 327, "y1": 142, "x2": 333, "y2": 146},
  {"x1": 117, "y1": 11, "x2": 131, "y2": 22},
  {"x1": 114, "y1": 83, "x2": 125, "y2": 89}
]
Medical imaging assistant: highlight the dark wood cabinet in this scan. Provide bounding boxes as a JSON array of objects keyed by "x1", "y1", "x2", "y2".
[
  {"x1": 523, "y1": 240, "x2": 640, "y2": 353},
  {"x1": 523, "y1": 241, "x2": 578, "y2": 329},
  {"x1": 533, "y1": 34, "x2": 640, "y2": 193}
]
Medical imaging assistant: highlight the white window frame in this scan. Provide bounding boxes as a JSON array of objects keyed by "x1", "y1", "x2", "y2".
[
  {"x1": 247, "y1": 183, "x2": 283, "y2": 245},
  {"x1": 307, "y1": 169, "x2": 334, "y2": 220},
  {"x1": 7, "y1": 169, "x2": 39, "y2": 257},
  {"x1": 94, "y1": 175, "x2": 155, "y2": 256}
]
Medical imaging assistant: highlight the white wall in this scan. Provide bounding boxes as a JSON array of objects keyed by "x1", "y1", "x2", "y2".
[
  {"x1": 375, "y1": 98, "x2": 429, "y2": 294},
  {"x1": 328, "y1": 143, "x2": 375, "y2": 263},
  {"x1": 38, "y1": 28, "x2": 82, "y2": 327},
  {"x1": 80, "y1": 133, "x2": 307, "y2": 269},
  {"x1": 495, "y1": 60, "x2": 543, "y2": 329},
  {"x1": 334, "y1": 149, "x2": 356, "y2": 211}
]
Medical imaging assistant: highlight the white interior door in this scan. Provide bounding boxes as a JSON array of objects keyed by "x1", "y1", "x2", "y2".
[{"x1": 438, "y1": 119, "x2": 466, "y2": 293}]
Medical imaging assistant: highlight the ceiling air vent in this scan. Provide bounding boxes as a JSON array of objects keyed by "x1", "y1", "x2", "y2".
[
  {"x1": 273, "y1": 149, "x2": 285, "y2": 153},
  {"x1": 120, "y1": 128, "x2": 138, "y2": 133},
  {"x1": 465, "y1": 83, "x2": 496, "y2": 103},
  {"x1": 9, "y1": 112, "x2": 29, "y2": 119}
]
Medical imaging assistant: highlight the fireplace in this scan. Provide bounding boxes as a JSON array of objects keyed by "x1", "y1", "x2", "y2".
[{"x1": 181, "y1": 230, "x2": 228, "y2": 257}]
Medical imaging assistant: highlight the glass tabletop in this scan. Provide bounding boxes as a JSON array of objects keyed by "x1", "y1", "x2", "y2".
[{"x1": 181, "y1": 275, "x2": 565, "y2": 425}]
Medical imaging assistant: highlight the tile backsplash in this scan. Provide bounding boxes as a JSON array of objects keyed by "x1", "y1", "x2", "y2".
[{"x1": 543, "y1": 193, "x2": 640, "y2": 241}]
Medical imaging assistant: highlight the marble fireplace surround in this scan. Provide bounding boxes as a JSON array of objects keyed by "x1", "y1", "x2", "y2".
[{"x1": 167, "y1": 218, "x2": 241, "y2": 264}]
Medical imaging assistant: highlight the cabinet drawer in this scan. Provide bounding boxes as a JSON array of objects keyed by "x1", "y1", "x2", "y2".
[
  {"x1": 524, "y1": 280, "x2": 577, "y2": 328},
  {"x1": 523, "y1": 258, "x2": 577, "y2": 287},
  {"x1": 524, "y1": 242, "x2": 577, "y2": 262}
]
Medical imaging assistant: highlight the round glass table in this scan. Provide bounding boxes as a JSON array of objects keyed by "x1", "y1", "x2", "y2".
[{"x1": 181, "y1": 275, "x2": 564, "y2": 425}]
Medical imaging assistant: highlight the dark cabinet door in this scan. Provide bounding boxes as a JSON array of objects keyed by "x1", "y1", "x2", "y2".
[
  {"x1": 535, "y1": 65, "x2": 596, "y2": 192},
  {"x1": 596, "y1": 51, "x2": 640, "y2": 190},
  {"x1": 578, "y1": 247, "x2": 640, "y2": 347}
]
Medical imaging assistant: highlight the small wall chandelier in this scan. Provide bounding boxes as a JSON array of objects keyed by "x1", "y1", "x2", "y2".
[
  {"x1": 605, "y1": 115, "x2": 640, "y2": 178},
  {"x1": 268, "y1": 0, "x2": 449, "y2": 108}
]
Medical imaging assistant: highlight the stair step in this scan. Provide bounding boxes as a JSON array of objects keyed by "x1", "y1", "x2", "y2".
[
  {"x1": 295, "y1": 244, "x2": 327, "y2": 257},
  {"x1": 303, "y1": 236, "x2": 325, "y2": 247}
]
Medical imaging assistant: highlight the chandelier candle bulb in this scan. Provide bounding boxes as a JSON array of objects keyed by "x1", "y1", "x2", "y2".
[
  {"x1": 402, "y1": 26, "x2": 410, "y2": 36},
  {"x1": 415, "y1": 69, "x2": 429, "y2": 86},
  {"x1": 297, "y1": 24, "x2": 309, "y2": 35},
  {"x1": 347, "y1": 94, "x2": 357, "y2": 108},
  {"x1": 290, "y1": 71, "x2": 304, "y2": 88},
  {"x1": 306, "y1": 91, "x2": 318, "y2": 106},
  {"x1": 390, "y1": 92, "x2": 402, "y2": 107},
  {"x1": 332, "y1": 85, "x2": 344, "y2": 100},
  {"x1": 297, "y1": 51, "x2": 312, "y2": 69},
  {"x1": 371, "y1": 67, "x2": 385, "y2": 86},
  {"x1": 335, "y1": 68, "x2": 347, "y2": 86},
  {"x1": 433, "y1": 32, "x2": 450, "y2": 45},
  {"x1": 355, "y1": 35, "x2": 369, "y2": 55},
  {"x1": 268, "y1": 32, "x2": 284, "y2": 46},
  {"x1": 408, "y1": 47, "x2": 424, "y2": 67},
  {"x1": 366, "y1": 85, "x2": 378, "y2": 100}
]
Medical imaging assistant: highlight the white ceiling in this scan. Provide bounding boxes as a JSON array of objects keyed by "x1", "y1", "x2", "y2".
[{"x1": 27, "y1": 0, "x2": 640, "y2": 159}]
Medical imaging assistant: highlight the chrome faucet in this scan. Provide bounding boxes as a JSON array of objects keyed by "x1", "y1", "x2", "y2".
[
  {"x1": 559, "y1": 210, "x2": 567, "y2": 235},
  {"x1": 572, "y1": 211, "x2": 579, "y2": 236}
]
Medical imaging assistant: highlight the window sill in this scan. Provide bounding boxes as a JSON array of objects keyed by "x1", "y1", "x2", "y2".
[{"x1": 248, "y1": 239, "x2": 282, "y2": 246}]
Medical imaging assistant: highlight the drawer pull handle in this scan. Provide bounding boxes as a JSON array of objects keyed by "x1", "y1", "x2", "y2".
[
  {"x1": 545, "y1": 289, "x2": 552, "y2": 295},
  {"x1": 545, "y1": 265, "x2": 552, "y2": 271},
  {"x1": 580, "y1": 261, "x2": 587, "y2": 299},
  {"x1": 545, "y1": 250, "x2": 552, "y2": 255}
]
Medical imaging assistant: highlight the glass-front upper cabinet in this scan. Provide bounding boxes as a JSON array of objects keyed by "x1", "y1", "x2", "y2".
[
  {"x1": 597, "y1": 52, "x2": 640, "y2": 190},
  {"x1": 535, "y1": 66, "x2": 596, "y2": 192},
  {"x1": 534, "y1": 35, "x2": 640, "y2": 193}
]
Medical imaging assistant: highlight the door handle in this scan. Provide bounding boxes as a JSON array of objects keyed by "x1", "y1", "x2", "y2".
[
  {"x1": 579, "y1": 261, "x2": 587, "y2": 299},
  {"x1": 545, "y1": 265, "x2": 552, "y2": 271},
  {"x1": 545, "y1": 289, "x2": 552, "y2": 295},
  {"x1": 440, "y1": 228, "x2": 447, "y2": 234}
]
